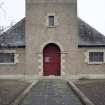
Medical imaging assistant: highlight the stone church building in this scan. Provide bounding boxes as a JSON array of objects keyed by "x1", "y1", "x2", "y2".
[{"x1": 0, "y1": 0, "x2": 105, "y2": 79}]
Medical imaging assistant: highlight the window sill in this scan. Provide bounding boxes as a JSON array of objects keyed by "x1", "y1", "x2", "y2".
[
  {"x1": 48, "y1": 26, "x2": 56, "y2": 28},
  {"x1": 88, "y1": 62, "x2": 105, "y2": 65},
  {"x1": 0, "y1": 63, "x2": 16, "y2": 65}
]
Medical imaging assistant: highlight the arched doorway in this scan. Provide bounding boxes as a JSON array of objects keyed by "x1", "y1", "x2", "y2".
[{"x1": 43, "y1": 43, "x2": 61, "y2": 76}]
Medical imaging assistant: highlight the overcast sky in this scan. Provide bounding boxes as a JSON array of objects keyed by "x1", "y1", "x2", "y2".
[{"x1": 0, "y1": 0, "x2": 105, "y2": 35}]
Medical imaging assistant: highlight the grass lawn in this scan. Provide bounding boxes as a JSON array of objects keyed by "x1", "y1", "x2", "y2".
[
  {"x1": 74, "y1": 79, "x2": 105, "y2": 105},
  {"x1": 0, "y1": 80, "x2": 29, "y2": 105}
]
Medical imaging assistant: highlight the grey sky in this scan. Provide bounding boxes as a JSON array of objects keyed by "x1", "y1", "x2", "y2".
[
  {"x1": 0, "y1": 0, "x2": 105, "y2": 35},
  {"x1": 78, "y1": 0, "x2": 105, "y2": 35}
]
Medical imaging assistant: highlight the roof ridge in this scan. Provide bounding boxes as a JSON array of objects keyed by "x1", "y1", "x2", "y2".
[
  {"x1": 0, "y1": 18, "x2": 25, "y2": 37},
  {"x1": 78, "y1": 17, "x2": 105, "y2": 47},
  {"x1": 78, "y1": 18, "x2": 105, "y2": 38}
]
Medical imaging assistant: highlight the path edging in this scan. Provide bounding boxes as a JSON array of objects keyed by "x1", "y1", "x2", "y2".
[
  {"x1": 10, "y1": 80, "x2": 39, "y2": 105},
  {"x1": 67, "y1": 81, "x2": 95, "y2": 105}
]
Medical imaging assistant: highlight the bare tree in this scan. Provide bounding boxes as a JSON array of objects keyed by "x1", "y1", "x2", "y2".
[
  {"x1": 0, "y1": 1, "x2": 15, "y2": 35},
  {"x1": 0, "y1": 1, "x2": 6, "y2": 17},
  {"x1": 0, "y1": 1, "x2": 6, "y2": 35},
  {"x1": 0, "y1": 26, "x2": 4, "y2": 35},
  {"x1": 0, "y1": 20, "x2": 16, "y2": 35}
]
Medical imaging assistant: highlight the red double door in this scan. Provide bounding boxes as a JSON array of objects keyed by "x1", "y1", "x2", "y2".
[{"x1": 43, "y1": 44, "x2": 61, "y2": 76}]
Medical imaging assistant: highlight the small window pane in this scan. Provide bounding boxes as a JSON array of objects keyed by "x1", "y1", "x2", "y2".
[
  {"x1": 49, "y1": 16, "x2": 54, "y2": 26},
  {"x1": 89, "y1": 52, "x2": 104, "y2": 62},
  {"x1": 0, "y1": 53, "x2": 14, "y2": 63}
]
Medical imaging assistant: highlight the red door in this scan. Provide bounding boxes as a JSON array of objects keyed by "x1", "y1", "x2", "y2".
[{"x1": 43, "y1": 44, "x2": 61, "y2": 76}]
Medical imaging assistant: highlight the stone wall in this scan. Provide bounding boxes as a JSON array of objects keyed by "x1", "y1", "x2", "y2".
[
  {"x1": 0, "y1": 48, "x2": 25, "y2": 75},
  {"x1": 25, "y1": 0, "x2": 105, "y2": 76}
]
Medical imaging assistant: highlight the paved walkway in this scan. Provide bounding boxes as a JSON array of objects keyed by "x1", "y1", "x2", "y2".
[{"x1": 20, "y1": 79, "x2": 83, "y2": 105}]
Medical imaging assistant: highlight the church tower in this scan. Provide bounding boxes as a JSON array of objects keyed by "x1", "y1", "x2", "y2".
[{"x1": 26, "y1": 0, "x2": 78, "y2": 76}]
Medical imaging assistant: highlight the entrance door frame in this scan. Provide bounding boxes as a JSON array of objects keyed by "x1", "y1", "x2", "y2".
[
  {"x1": 43, "y1": 43, "x2": 61, "y2": 76},
  {"x1": 38, "y1": 41, "x2": 66, "y2": 76}
]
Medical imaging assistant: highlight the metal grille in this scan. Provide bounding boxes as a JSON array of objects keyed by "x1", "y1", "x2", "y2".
[
  {"x1": 89, "y1": 52, "x2": 104, "y2": 62},
  {"x1": 0, "y1": 53, "x2": 14, "y2": 63}
]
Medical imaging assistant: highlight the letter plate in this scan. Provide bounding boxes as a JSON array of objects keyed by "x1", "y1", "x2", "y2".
[{"x1": 45, "y1": 57, "x2": 50, "y2": 63}]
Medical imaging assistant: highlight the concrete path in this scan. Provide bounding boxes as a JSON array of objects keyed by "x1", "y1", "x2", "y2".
[{"x1": 20, "y1": 79, "x2": 83, "y2": 105}]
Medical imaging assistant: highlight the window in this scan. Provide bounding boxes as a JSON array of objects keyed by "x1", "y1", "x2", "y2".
[
  {"x1": 89, "y1": 52, "x2": 104, "y2": 63},
  {"x1": 0, "y1": 53, "x2": 15, "y2": 64},
  {"x1": 46, "y1": 13, "x2": 58, "y2": 27},
  {"x1": 49, "y1": 16, "x2": 54, "y2": 27}
]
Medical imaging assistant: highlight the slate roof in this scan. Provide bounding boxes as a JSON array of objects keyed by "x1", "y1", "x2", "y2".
[
  {"x1": 0, "y1": 18, "x2": 105, "y2": 48},
  {"x1": 0, "y1": 18, "x2": 25, "y2": 48},
  {"x1": 78, "y1": 18, "x2": 105, "y2": 47}
]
